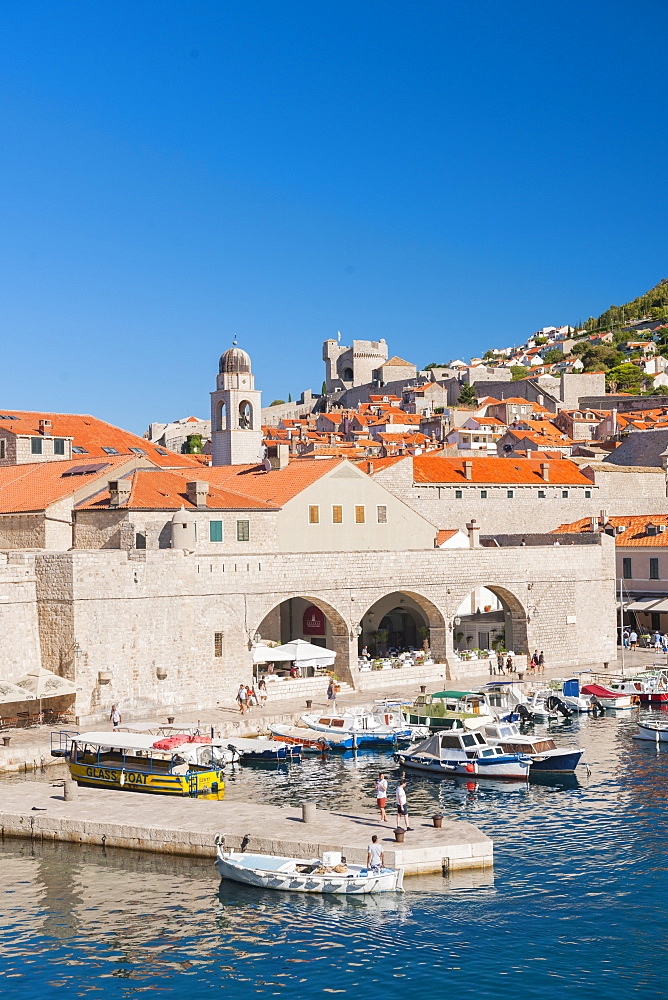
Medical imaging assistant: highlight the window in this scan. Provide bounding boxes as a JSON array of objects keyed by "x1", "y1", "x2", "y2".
[
  {"x1": 623, "y1": 557, "x2": 632, "y2": 579},
  {"x1": 135, "y1": 532, "x2": 146, "y2": 549},
  {"x1": 652, "y1": 612, "x2": 661, "y2": 632},
  {"x1": 376, "y1": 505, "x2": 387, "y2": 524},
  {"x1": 309, "y1": 505, "x2": 320, "y2": 524},
  {"x1": 155, "y1": 447, "x2": 168, "y2": 456},
  {"x1": 72, "y1": 445, "x2": 88, "y2": 454},
  {"x1": 584, "y1": 490, "x2": 591, "y2": 499},
  {"x1": 455, "y1": 490, "x2": 462, "y2": 499},
  {"x1": 538, "y1": 490, "x2": 546, "y2": 498},
  {"x1": 209, "y1": 520, "x2": 223, "y2": 542},
  {"x1": 102, "y1": 446, "x2": 119, "y2": 455},
  {"x1": 650, "y1": 558, "x2": 660, "y2": 580},
  {"x1": 480, "y1": 490, "x2": 488, "y2": 499},
  {"x1": 0, "y1": 440, "x2": 5, "y2": 459},
  {"x1": 561, "y1": 490, "x2": 568, "y2": 499},
  {"x1": 129, "y1": 447, "x2": 146, "y2": 456},
  {"x1": 214, "y1": 632, "x2": 223, "y2": 657},
  {"x1": 53, "y1": 438, "x2": 65, "y2": 455},
  {"x1": 332, "y1": 505, "x2": 343, "y2": 524},
  {"x1": 236, "y1": 520, "x2": 250, "y2": 542},
  {"x1": 506, "y1": 489, "x2": 514, "y2": 499},
  {"x1": 355, "y1": 505, "x2": 366, "y2": 524},
  {"x1": 31, "y1": 438, "x2": 43, "y2": 455}
]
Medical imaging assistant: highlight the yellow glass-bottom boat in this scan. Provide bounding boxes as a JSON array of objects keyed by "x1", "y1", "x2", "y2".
[{"x1": 58, "y1": 731, "x2": 225, "y2": 799}]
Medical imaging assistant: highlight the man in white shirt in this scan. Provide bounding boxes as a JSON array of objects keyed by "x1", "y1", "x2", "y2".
[
  {"x1": 396, "y1": 779, "x2": 410, "y2": 830},
  {"x1": 367, "y1": 835, "x2": 384, "y2": 871},
  {"x1": 375, "y1": 772, "x2": 388, "y2": 822},
  {"x1": 109, "y1": 705, "x2": 122, "y2": 728}
]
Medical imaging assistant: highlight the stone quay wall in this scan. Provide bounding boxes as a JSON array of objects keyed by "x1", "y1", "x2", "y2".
[{"x1": 0, "y1": 533, "x2": 612, "y2": 725}]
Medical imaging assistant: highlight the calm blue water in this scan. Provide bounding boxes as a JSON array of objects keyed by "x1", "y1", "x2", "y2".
[{"x1": 2, "y1": 711, "x2": 668, "y2": 999}]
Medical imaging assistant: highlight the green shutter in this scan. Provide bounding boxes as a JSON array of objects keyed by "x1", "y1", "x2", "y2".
[{"x1": 209, "y1": 520, "x2": 223, "y2": 542}]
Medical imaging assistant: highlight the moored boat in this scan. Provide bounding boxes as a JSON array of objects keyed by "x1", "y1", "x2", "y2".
[
  {"x1": 634, "y1": 721, "x2": 668, "y2": 742},
  {"x1": 580, "y1": 684, "x2": 633, "y2": 710},
  {"x1": 483, "y1": 721, "x2": 583, "y2": 774},
  {"x1": 223, "y1": 736, "x2": 301, "y2": 761},
  {"x1": 300, "y1": 707, "x2": 413, "y2": 745},
  {"x1": 394, "y1": 729, "x2": 531, "y2": 780},
  {"x1": 215, "y1": 844, "x2": 404, "y2": 894},
  {"x1": 57, "y1": 731, "x2": 226, "y2": 798},
  {"x1": 267, "y1": 724, "x2": 353, "y2": 752},
  {"x1": 405, "y1": 691, "x2": 496, "y2": 731}
]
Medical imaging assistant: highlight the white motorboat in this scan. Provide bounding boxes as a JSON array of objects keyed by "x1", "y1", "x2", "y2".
[
  {"x1": 550, "y1": 678, "x2": 595, "y2": 713},
  {"x1": 580, "y1": 684, "x2": 633, "y2": 710},
  {"x1": 483, "y1": 721, "x2": 583, "y2": 774},
  {"x1": 215, "y1": 845, "x2": 404, "y2": 894},
  {"x1": 222, "y1": 736, "x2": 301, "y2": 761},
  {"x1": 394, "y1": 729, "x2": 531, "y2": 781},
  {"x1": 635, "y1": 721, "x2": 668, "y2": 743},
  {"x1": 300, "y1": 707, "x2": 414, "y2": 745},
  {"x1": 524, "y1": 689, "x2": 562, "y2": 720}
]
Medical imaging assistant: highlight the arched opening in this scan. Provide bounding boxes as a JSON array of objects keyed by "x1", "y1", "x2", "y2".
[
  {"x1": 239, "y1": 400, "x2": 253, "y2": 430},
  {"x1": 361, "y1": 591, "x2": 447, "y2": 660},
  {"x1": 254, "y1": 595, "x2": 352, "y2": 684},
  {"x1": 342, "y1": 367, "x2": 354, "y2": 382},
  {"x1": 452, "y1": 585, "x2": 527, "y2": 659},
  {"x1": 215, "y1": 400, "x2": 227, "y2": 432}
]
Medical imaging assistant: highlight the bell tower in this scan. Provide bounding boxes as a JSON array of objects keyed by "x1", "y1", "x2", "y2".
[{"x1": 210, "y1": 342, "x2": 263, "y2": 466}]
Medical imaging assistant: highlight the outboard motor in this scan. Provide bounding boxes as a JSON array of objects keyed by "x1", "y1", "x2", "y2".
[
  {"x1": 590, "y1": 698, "x2": 605, "y2": 716},
  {"x1": 546, "y1": 694, "x2": 572, "y2": 718},
  {"x1": 516, "y1": 703, "x2": 535, "y2": 723}
]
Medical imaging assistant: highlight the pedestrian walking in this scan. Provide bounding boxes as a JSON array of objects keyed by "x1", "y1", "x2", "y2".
[
  {"x1": 538, "y1": 651, "x2": 545, "y2": 674},
  {"x1": 396, "y1": 778, "x2": 410, "y2": 831},
  {"x1": 327, "y1": 679, "x2": 337, "y2": 709},
  {"x1": 654, "y1": 631, "x2": 662, "y2": 651},
  {"x1": 629, "y1": 630, "x2": 638, "y2": 651},
  {"x1": 497, "y1": 652, "x2": 505, "y2": 675},
  {"x1": 623, "y1": 629, "x2": 629, "y2": 649},
  {"x1": 367, "y1": 835, "x2": 385, "y2": 872},
  {"x1": 375, "y1": 772, "x2": 388, "y2": 822},
  {"x1": 236, "y1": 683, "x2": 248, "y2": 715},
  {"x1": 506, "y1": 654, "x2": 513, "y2": 674},
  {"x1": 109, "y1": 704, "x2": 122, "y2": 727},
  {"x1": 258, "y1": 677, "x2": 268, "y2": 704}
]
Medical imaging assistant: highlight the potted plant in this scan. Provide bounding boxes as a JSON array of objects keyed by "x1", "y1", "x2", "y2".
[{"x1": 418, "y1": 625, "x2": 431, "y2": 652}]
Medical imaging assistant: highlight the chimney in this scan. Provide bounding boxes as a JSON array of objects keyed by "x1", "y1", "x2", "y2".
[
  {"x1": 39, "y1": 419, "x2": 52, "y2": 436},
  {"x1": 600, "y1": 508, "x2": 609, "y2": 527},
  {"x1": 268, "y1": 442, "x2": 290, "y2": 470},
  {"x1": 463, "y1": 460, "x2": 473, "y2": 481},
  {"x1": 540, "y1": 462, "x2": 550, "y2": 482},
  {"x1": 589, "y1": 516, "x2": 597, "y2": 533},
  {"x1": 108, "y1": 479, "x2": 131, "y2": 507},
  {"x1": 186, "y1": 480, "x2": 209, "y2": 509},
  {"x1": 466, "y1": 518, "x2": 480, "y2": 548}
]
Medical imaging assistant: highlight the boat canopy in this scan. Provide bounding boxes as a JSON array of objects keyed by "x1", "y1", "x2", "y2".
[
  {"x1": 581, "y1": 684, "x2": 617, "y2": 698},
  {"x1": 431, "y1": 690, "x2": 478, "y2": 699},
  {"x1": 73, "y1": 731, "x2": 199, "y2": 753}
]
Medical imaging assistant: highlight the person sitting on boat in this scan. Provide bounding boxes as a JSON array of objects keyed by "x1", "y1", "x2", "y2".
[{"x1": 367, "y1": 835, "x2": 385, "y2": 873}]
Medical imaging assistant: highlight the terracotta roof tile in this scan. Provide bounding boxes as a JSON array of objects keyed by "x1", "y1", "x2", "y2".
[
  {"x1": 411, "y1": 455, "x2": 593, "y2": 486},
  {"x1": 0, "y1": 456, "x2": 139, "y2": 513},
  {"x1": 553, "y1": 514, "x2": 668, "y2": 546},
  {"x1": 76, "y1": 469, "x2": 277, "y2": 511}
]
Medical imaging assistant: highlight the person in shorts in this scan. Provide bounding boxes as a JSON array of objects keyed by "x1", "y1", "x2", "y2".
[
  {"x1": 109, "y1": 705, "x2": 122, "y2": 728},
  {"x1": 396, "y1": 778, "x2": 410, "y2": 830},
  {"x1": 375, "y1": 772, "x2": 388, "y2": 822},
  {"x1": 367, "y1": 835, "x2": 385, "y2": 872}
]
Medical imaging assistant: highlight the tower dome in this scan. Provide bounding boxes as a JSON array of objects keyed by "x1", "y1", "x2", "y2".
[{"x1": 219, "y1": 344, "x2": 252, "y2": 375}]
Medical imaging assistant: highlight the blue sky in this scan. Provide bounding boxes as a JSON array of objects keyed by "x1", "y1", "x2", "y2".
[{"x1": 1, "y1": 0, "x2": 667, "y2": 433}]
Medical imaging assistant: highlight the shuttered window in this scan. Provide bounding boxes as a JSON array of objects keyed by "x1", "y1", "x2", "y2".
[
  {"x1": 376, "y1": 505, "x2": 387, "y2": 524},
  {"x1": 650, "y1": 558, "x2": 660, "y2": 580},
  {"x1": 214, "y1": 632, "x2": 224, "y2": 657},
  {"x1": 309, "y1": 505, "x2": 320, "y2": 524},
  {"x1": 332, "y1": 505, "x2": 343, "y2": 524},
  {"x1": 209, "y1": 520, "x2": 223, "y2": 542},
  {"x1": 355, "y1": 505, "x2": 365, "y2": 524},
  {"x1": 236, "y1": 520, "x2": 250, "y2": 541}
]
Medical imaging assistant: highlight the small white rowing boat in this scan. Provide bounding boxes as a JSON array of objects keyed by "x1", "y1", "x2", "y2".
[
  {"x1": 635, "y1": 721, "x2": 668, "y2": 743},
  {"x1": 215, "y1": 845, "x2": 404, "y2": 894}
]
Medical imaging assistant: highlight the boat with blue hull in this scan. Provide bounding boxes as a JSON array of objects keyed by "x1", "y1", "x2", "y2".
[
  {"x1": 482, "y1": 721, "x2": 583, "y2": 774},
  {"x1": 300, "y1": 707, "x2": 422, "y2": 746},
  {"x1": 394, "y1": 729, "x2": 531, "y2": 780}
]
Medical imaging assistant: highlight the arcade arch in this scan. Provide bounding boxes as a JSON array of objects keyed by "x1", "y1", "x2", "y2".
[
  {"x1": 360, "y1": 591, "x2": 447, "y2": 661},
  {"x1": 453, "y1": 584, "x2": 528, "y2": 657}
]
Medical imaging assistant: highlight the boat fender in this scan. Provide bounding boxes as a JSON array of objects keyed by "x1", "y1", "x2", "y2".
[
  {"x1": 465, "y1": 762, "x2": 475, "y2": 773},
  {"x1": 119, "y1": 771, "x2": 125, "y2": 787}
]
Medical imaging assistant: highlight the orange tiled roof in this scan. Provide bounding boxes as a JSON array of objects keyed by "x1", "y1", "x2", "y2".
[
  {"x1": 553, "y1": 514, "x2": 668, "y2": 546},
  {"x1": 76, "y1": 468, "x2": 277, "y2": 512},
  {"x1": 0, "y1": 410, "x2": 199, "y2": 467},
  {"x1": 436, "y1": 529, "x2": 462, "y2": 545},
  {"x1": 0, "y1": 456, "x2": 140, "y2": 513},
  {"x1": 169, "y1": 458, "x2": 349, "y2": 507},
  {"x1": 411, "y1": 455, "x2": 592, "y2": 486},
  {"x1": 358, "y1": 457, "x2": 406, "y2": 474}
]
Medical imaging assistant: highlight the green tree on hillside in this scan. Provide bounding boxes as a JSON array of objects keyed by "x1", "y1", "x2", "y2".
[
  {"x1": 269, "y1": 399, "x2": 285, "y2": 406},
  {"x1": 605, "y1": 363, "x2": 645, "y2": 393},
  {"x1": 510, "y1": 365, "x2": 529, "y2": 381},
  {"x1": 581, "y1": 279, "x2": 668, "y2": 333},
  {"x1": 543, "y1": 349, "x2": 564, "y2": 364},
  {"x1": 571, "y1": 343, "x2": 626, "y2": 370},
  {"x1": 457, "y1": 384, "x2": 477, "y2": 405}
]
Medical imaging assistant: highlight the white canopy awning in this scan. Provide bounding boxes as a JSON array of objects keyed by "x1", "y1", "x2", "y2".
[
  {"x1": 0, "y1": 680, "x2": 36, "y2": 705},
  {"x1": 13, "y1": 666, "x2": 77, "y2": 698},
  {"x1": 624, "y1": 597, "x2": 663, "y2": 612},
  {"x1": 253, "y1": 638, "x2": 337, "y2": 668}
]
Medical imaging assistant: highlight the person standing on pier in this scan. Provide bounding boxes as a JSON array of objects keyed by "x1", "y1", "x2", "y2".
[
  {"x1": 396, "y1": 779, "x2": 410, "y2": 831},
  {"x1": 375, "y1": 772, "x2": 388, "y2": 822},
  {"x1": 236, "y1": 684, "x2": 248, "y2": 715},
  {"x1": 109, "y1": 705, "x2": 122, "y2": 728},
  {"x1": 326, "y1": 679, "x2": 336, "y2": 709}
]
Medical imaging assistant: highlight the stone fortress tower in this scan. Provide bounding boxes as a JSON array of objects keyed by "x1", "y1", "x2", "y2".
[
  {"x1": 323, "y1": 337, "x2": 388, "y2": 392},
  {"x1": 210, "y1": 342, "x2": 263, "y2": 466}
]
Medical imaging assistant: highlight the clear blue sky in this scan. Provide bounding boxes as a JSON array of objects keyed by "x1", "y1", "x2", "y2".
[{"x1": 1, "y1": 0, "x2": 667, "y2": 433}]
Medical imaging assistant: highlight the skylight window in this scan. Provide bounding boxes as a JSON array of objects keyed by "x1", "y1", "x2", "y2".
[
  {"x1": 72, "y1": 446, "x2": 88, "y2": 454},
  {"x1": 129, "y1": 448, "x2": 146, "y2": 455},
  {"x1": 101, "y1": 447, "x2": 120, "y2": 455},
  {"x1": 155, "y1": 447, "x2": 168, "y2": 455}
]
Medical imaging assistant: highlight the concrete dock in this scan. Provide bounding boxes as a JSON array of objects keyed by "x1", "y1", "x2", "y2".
[{"x1": 0, "y1": 781, "x2": 493, "y2": 875}]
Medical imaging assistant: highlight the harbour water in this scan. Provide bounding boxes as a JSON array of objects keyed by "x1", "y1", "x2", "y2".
[{"x1": 1, "y1": 710, "x2": 668, "y2": 998}]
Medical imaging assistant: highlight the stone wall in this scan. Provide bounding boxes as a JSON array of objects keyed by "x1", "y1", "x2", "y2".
[
  {"x1": 0, "y1": 552, "x2": 42, "y2": 680},
  {"x1": 17, "y1": 534, "x2": 615, "y2": 725},
  {"x1": 0, "y1": 514, "x2": 45, "y2": 549}
]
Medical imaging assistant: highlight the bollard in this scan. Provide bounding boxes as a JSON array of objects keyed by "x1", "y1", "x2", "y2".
[
  {"x1": 2, "y1": 736, "x2": 10, "y2": 747},
  {"x1": 394, "y1": 828, "x2": 405, "y2": 843},
  {"x1": 63, "y1": 778, "x2": 78, "y2": 801},
  {"x1": 301, "y1": 802, "x2": 317, "y2": 824},
  {"x1": 305, "y1": 699, "x2": 313, "y2": 709}
]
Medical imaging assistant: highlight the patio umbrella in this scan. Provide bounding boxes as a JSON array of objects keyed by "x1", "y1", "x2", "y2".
[
  {"x1": 274, "y1": 639, "x2": 337, "y2": 669},
  {"x1": 13, "y1": 666, "x2": 77, "y2": 698},
  {"x1": 0, "y1": 679, "x2": 36, "y2": 703}
]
